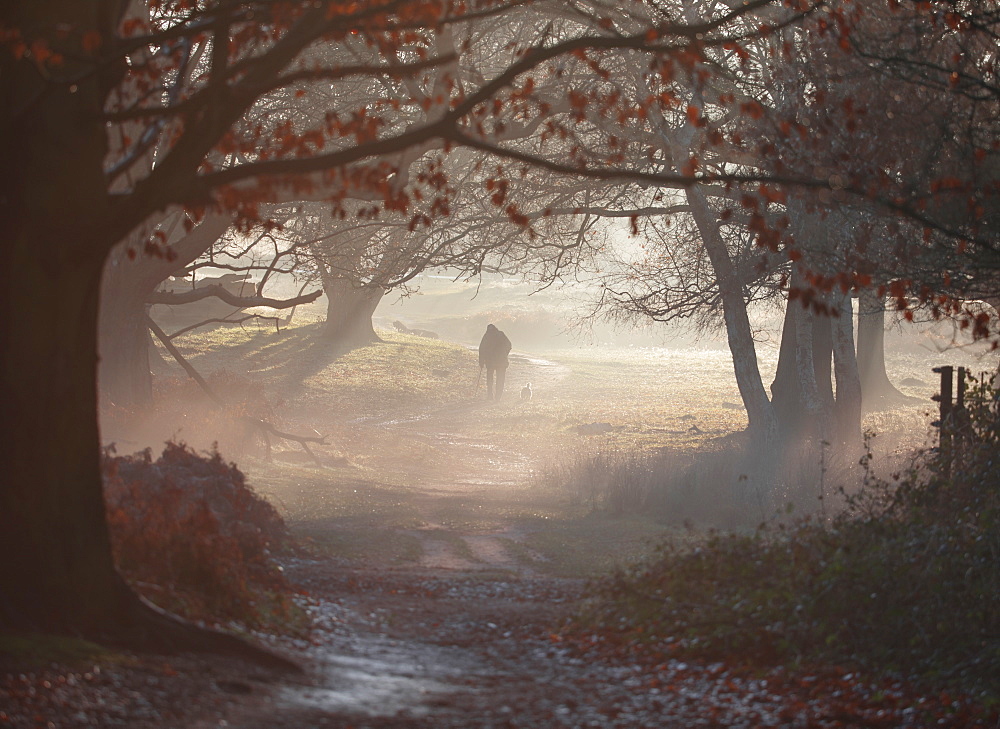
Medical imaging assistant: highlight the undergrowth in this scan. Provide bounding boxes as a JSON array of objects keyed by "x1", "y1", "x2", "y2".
[
  {"x1": 539, "y1": 435, "x2": 861, "y2": 529},
  {"x1": 536, "y1": 446, "x2": 690, "y2": 514},
  {"x1": 102, "y1": 442, "x2": 300, "y2": 632},
  {"x1": 585, "y1": 374, "x2": 1000, "y2": 698}
]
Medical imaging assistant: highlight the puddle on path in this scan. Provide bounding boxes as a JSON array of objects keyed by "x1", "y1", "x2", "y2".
[{"x1": 278, "y1": 630, "x2": 487, "y2": 719}]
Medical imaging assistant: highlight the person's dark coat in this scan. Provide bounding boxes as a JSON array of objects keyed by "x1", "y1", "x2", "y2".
[{"x1": 478, "y1": 324, "x2": 511, "y2": 370}]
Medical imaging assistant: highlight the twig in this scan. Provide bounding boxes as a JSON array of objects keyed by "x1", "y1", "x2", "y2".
[
  {"x1": 166, "y1": 313, "x2": 285, "y2": 340},
  {"x1": 147, "y1": 315, "x2": 223, "y2": 405}
]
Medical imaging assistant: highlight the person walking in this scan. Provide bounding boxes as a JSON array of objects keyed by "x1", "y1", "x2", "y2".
[{"x1": 478, "y1": 323, "x2": 512, "y2": 400}]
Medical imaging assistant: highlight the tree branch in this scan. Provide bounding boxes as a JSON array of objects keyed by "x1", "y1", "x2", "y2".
[{"x1": 148, "y1": 285, "x2": 322, "y2": 308}]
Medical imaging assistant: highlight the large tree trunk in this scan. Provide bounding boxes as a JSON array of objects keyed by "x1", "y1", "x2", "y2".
[
  {"x1": 0, "y1": 242, "x2": 134, "y2": 632},
  {"x1": 856, "y1": 288, "x2": 907, "y2": 409},
  {"x1": 98, "y1": 215, "x2": 233, "y2": 411},
  {"x1": 0, "y1": 8, "x2": 293, "y2": 667},
  {"x1": 771, "y1": 290, "x2": 862, "y2": 446},
  {"x1": 1, "y1": 230, "x2": 297, "y2": 668},
  {"x1": 770, "y1": 295, "x2": 835, "y2": 438},
  {"x1": 0, "y1": 0, "x2": 127, "y2": 632},
  {"x1": 321, "y1": 276, "x2": 385, "y2": 345}
]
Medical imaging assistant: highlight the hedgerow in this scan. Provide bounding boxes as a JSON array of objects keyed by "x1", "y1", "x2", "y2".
[
  {"x1": 589, "y1": 377, "x2": 1000, "y2": 697},
  {"x1": 102, "y1": 442, "x2": 297, "y2": 630}
]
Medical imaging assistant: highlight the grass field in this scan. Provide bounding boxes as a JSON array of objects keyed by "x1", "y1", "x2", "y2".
[{"x1": 106, "y1": 298, "x2": 998, "y2": 579}]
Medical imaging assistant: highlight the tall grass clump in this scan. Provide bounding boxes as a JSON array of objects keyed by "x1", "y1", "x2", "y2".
[
  {"x1": 537, "y1": 435, "x2": 860, "y2": 529},
  {"x1": 586, "y1": 374, "x2": 1000, "y2": 697},
  {"x1": 536, "y1": 446, "x2": 691, "y2": 514}
]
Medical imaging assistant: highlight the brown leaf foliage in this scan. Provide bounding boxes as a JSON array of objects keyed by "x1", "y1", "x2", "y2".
[{"x1": 102, "y1": 442, "x2": 296, "y2": 628}]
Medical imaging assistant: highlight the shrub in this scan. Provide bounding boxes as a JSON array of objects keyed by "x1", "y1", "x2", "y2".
[
  {"x1": 537, "y1": 437, "x2": 852, "y2": 529},
  {"x1": 102, "y1": 442, "x2": 296, "y2": 629},
  {"x1": 587, "y1": 376, "x2": 1000, "y2": 697}
]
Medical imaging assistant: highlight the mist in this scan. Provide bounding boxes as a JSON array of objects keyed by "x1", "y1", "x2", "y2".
[
  {"x1": 104, "y1": 268, "x2": 999, "y2": 539},
  {"x1": 7, "y1": 0, "x2": 1000, "y2": 724}
]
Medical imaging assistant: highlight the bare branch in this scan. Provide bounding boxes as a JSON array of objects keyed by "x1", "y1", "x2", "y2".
[{"x1": 148, "y1": 284, "x2": 322, "y2": 308}]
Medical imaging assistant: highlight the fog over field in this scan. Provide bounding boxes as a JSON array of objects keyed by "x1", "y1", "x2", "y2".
[
  {"x1": 7, "y1": 1, "x2": 1000, "y2": 724},
  {"x1": 121, "y1": 272, "x2": 999, "y2": 558}
]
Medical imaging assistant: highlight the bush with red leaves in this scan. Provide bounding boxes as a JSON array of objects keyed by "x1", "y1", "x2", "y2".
[{"x1": 102, "y1": 442, "x2": 296, "y2": 628}]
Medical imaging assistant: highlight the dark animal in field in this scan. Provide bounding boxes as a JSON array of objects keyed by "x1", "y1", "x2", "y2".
[{"x1": 521, "y1": 383, "x2": 532, "y2": 401}]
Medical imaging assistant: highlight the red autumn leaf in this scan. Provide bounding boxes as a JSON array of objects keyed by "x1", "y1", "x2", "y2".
[
  {"x1": 81, "y1": 31, "x2": 102, "y2": 53},
  {"x1": 686, "y1": 105, "x2": 705, "y2": 127},
  {"x1": 29, "y1": 39, "x2": 52, "y2": 64},
  {"x1": 741, "y1": 101, "x2": 764, "y2": 119}
]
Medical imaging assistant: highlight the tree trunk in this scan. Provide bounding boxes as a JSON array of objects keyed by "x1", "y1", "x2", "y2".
[
  {"x1": 0, "y1": 0, "x2": 129, "y2": 632},
  {"x1": 1, "y1": 230, "x2": 298, "y2": 667},
  {"x1": 99, "y1": 246, "x2": 157, "y2": 411},
  {"x1": 770, "y1": 299, "x2": 800, "y2": 434},
  {"x1": 686, "y1": 187, "x2": 777, "y2": 442},
  {"x1": 792, "y1": 295, "x2": 827, "y2": 440},
  {"x1": 770, "y1": 294, "x2": 835, "y2": 439},
  {"x1": 814, "y1": 308, "x2": 834, "y2": 410},
  {"x1": 0, "y1": 240, "x2": 134, "y2": 632},
  {"x1": 98, "y1": 214, "x2": 233, "y2": 411},
  {"x1": 856, "y1": 288, "x2": 906, "y2": 409},
  {"x1": 647, "y1": 90, "x2": 775, "y2": 442},
  {"x1": 0, "y1": 10, "x2": 295, "y2": 667},
  {"x1": 320, "y1": 276, "x2": 385, "y2": 345},
  {"x1": 832, "y1": 291, "x2": 862, "y2": 444}
]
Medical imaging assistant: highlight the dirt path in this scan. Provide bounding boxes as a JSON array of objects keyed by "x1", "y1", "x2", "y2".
[
  {"x1": 225, "y1": 351, "x2": 738, "y2": 728},
  {"x1": 282, "y1": 351, "x2": 577, "y2": 572},
  {"x1": 3, "y1": 347, "x2": 954, "y2": 728},
  {"x1": 221, "y1": 562, "x2": 813, "y2": 729},
  {"x1": 186, "y1": 353, "x2": 867, "y2": 728}
]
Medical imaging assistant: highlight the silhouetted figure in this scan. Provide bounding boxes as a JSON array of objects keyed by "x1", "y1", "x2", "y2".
[
  {"x1": 521, "y1": 383, "x2": 532, "y2": 401},
  {"x1": 478, "y1": 323, "x2": 512, "y2": 400}
]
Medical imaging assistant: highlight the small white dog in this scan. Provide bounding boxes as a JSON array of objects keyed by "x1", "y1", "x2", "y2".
[{"x1": 520, "y1": 383, "x2": 533, "y2": 401}]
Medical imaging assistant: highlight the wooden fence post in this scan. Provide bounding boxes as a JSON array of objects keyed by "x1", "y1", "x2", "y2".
[{"x1": 932, "y1": 365, "x2": 954, "y2": 478}]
